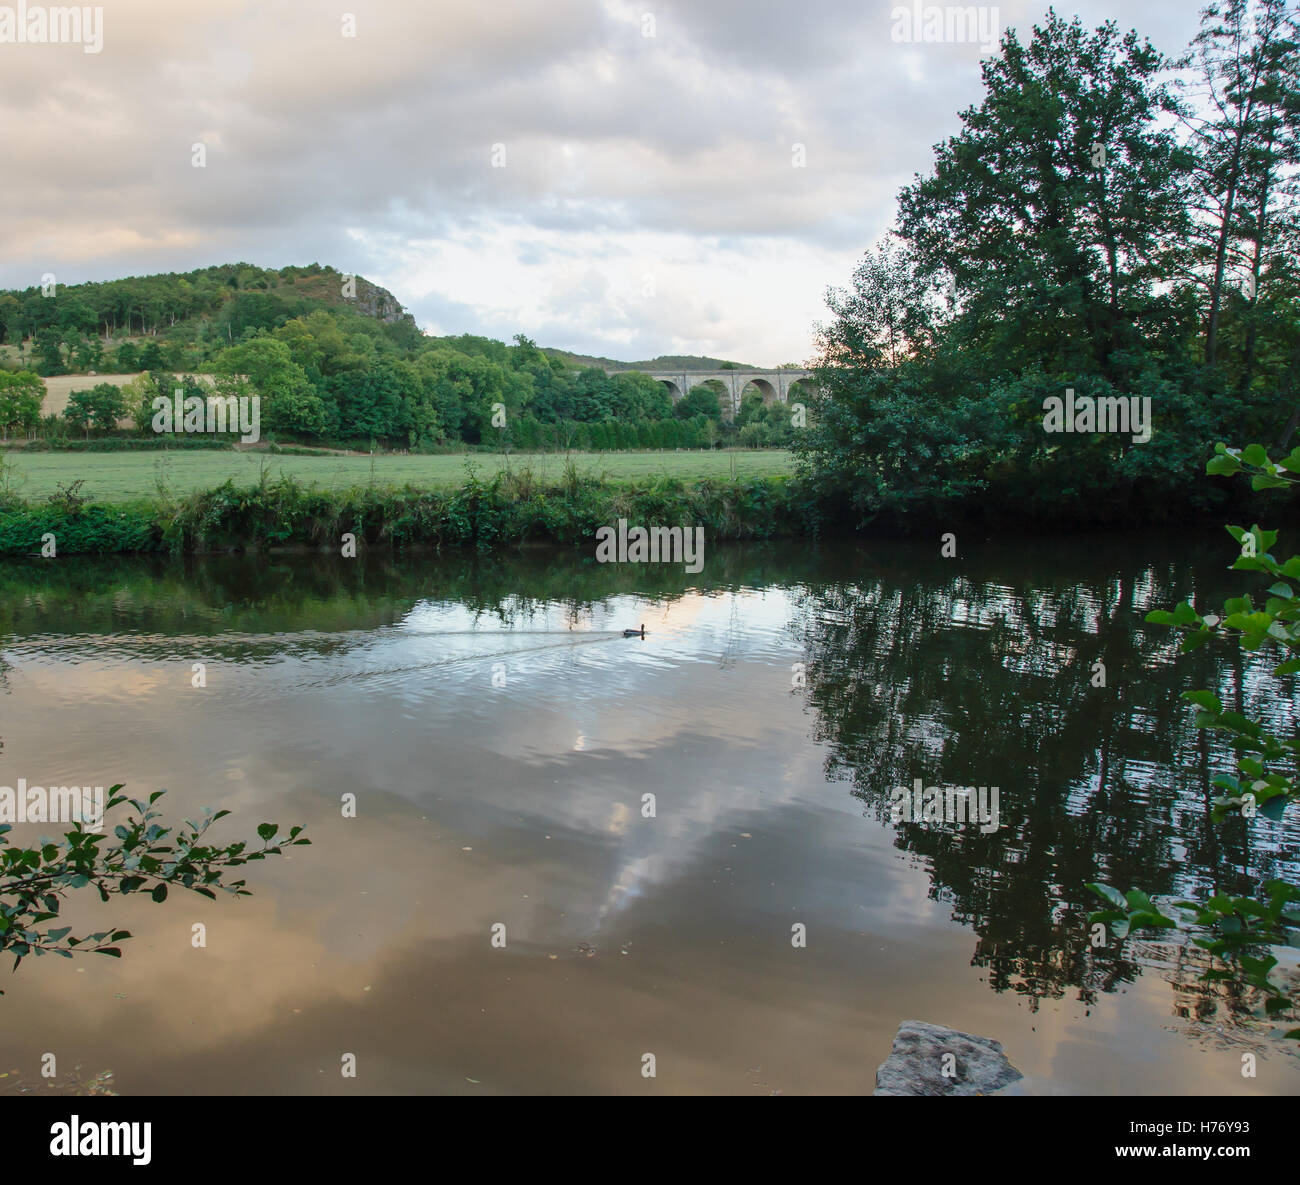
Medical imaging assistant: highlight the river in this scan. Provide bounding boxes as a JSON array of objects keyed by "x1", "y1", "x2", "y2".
[{"x1": 1, "y1": 531, "x2": 1297, "y2": 1094}]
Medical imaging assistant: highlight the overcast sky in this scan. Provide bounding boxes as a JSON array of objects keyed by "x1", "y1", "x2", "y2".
[{"x1": 0, "y1": 0, "x2": 1203, "y2": 365}]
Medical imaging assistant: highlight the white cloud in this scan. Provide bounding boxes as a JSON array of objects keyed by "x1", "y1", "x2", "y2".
[{"x1": 0, "y1": 0, "x2": 1206, "y2": 363}]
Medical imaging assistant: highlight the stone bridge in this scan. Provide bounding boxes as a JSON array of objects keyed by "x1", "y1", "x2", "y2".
[{"x1": 609, "y1": 368, "x2": 819, "y2": 418}]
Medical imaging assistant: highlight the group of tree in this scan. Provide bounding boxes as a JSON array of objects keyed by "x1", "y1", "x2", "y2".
[
  {"x1": 2, "y1": 264, "x2": 802, "y2": 449},
  {"x1": 798, "y1": 0, "x2": 1300, "y2": 526},
  {"x1": 791, "y1": 0, "x2": 1300, "y2": 1038}
]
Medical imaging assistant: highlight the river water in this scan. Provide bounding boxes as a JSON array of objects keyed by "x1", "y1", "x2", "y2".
[{"x1": 1, "y1": 533, "x2": 1297, "y2": 1094}]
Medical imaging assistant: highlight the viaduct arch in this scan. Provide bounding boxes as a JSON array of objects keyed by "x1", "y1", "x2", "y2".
[{"x1": 609, "y1": 368, "x2": 819, "y2": 418}]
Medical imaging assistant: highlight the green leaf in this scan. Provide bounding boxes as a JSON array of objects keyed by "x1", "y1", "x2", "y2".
[
  {"x1": 151, "y1": 883, "x2": 168, "y2": 903},
  {"x1": 1207, "y1": 454, "x2": 1242, "y2": 476},
  {"x1": 1183, "y1": 690, "x2": 1222, "y2": 713},
  {"x1": 1086, "y1": 883, "x2": 1126, "y2": 909},
  {"x1": 1125, "y1": 889, "x2": 1157, "y2": 913},
  {"x1": 1260, "y1": 796, "x2": 1288, "y2": 822}
]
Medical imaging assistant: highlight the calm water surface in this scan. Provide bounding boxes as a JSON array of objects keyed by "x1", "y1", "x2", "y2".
[{"x1": 1, "y1": 533, "x2": 1298, "y2": 1095}]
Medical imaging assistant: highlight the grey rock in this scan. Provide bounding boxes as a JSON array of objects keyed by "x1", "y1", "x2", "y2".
[
  {"x1": 351, "y1": 276, "x2": 417, "y2": 328},
  {"x1": 873, "y1": 1020, "x2": 1023, "y2": 1096}
]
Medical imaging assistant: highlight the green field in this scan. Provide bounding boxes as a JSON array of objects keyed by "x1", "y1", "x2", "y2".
[{"x1": 0, "y1": 449, "x2": 794, "y2": 503}]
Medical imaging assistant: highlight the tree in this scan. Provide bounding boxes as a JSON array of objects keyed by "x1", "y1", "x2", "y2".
[
  {"x1": 34, "y1": 327, "x2": 66, "y2": 376},
  {"x1": 113, "y1": 342, "x2": 140, "y2": 373},
  {"x1": 819, "y1": 239, "x2": 939, "y2": 371},
  {"x1": 215, "y1": 336, "x2": 331, "y2": 438},
  {"x1": 897, "y1": 10, "x2": 1194, "y2": 384},
  {"x1": 674, "y1": 385, "x2": 723, "y2": 421},
  {"x1": 63, "y1": 383, "x2": 127, "y2": 435},
  {"x1": 735, "y1": 389, "x2": 766, "y2": 428},
  {"x1": 329, "y1": 361, "x2": 409, "y2": 440},
  {"x1": 611, "y1": 371, "x2": 673, "y2": 419},
  {"x1": 0, "y1": 371, "x2": 44, "y2": 440},
  {"x1": 1175, "y1": 0, "x2": 1300, "y2": 369},
  {"x1": 274, "y1": 309, "x2": 364, "y2": 377},
  {"x1": 123, "y1": 372, "x2": 162, "y2": 433},
  {"x1": 1091, "y1": 442, "x2": 1300, "y2": 1033},
  {"x1": 56, "y1": 297, "x2": 97, "y2": 336},
  {"x1": 69, "y1": 332, "x2": 103, "y2": 372},
  {"x1": 0, "y1": 294, "x2": 19, "y2": 345},
  {"x1": 1, "y1": 787, "x2": 307, "y2": 988}
]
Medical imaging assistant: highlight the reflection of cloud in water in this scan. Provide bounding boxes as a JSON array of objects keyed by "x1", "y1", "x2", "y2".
[{"x1": 7, "y1": 541, "x2": 1297, "y2": 1094}]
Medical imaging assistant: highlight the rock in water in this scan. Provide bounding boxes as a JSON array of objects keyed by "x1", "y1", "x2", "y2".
[{"x1": 873, "y1": 1021, "x2": 1023, "y2": 1096}]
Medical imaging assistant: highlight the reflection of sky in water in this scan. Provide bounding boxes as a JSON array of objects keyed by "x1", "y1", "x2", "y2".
[{"x1": 1, "y1": 546, "x2": 1298, "y2": 1094}]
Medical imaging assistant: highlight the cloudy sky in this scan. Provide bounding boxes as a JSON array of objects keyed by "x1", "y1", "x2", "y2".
[{"x1": 1, "y1": 0, "x2": 1201, "y2": 365}]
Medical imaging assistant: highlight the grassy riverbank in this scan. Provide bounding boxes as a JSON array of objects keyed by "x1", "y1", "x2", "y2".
[
  {"x1": 0, "y1": 448, "x2": 795, "y2": 502},
  {"x1": 0, "y1": 469, "x2": 811, "y2": 555}
]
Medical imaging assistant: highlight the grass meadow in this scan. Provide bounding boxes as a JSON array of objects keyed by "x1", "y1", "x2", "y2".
[{"x1": 0, "y1": 448, "x2": 795, "y2": 503}]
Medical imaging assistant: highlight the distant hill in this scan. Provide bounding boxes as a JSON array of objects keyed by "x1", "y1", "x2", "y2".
[
  {"x1": 0, "y1": 262, "x2": 417, "y2": 345},
  {"x1": 0, "y1": 262, "x2": 764, "y2": 372},
  {"x1": 541, "y1": 350, "x2": 761, "y2": 372}
]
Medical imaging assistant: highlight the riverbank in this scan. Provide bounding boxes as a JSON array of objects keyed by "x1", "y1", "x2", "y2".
[
  {"x1": 0, "y1": 461, "x2": 1290, "y2": 556},
  {"x1": 0, "y1": 472, "x2": 811, "y2": 555}
]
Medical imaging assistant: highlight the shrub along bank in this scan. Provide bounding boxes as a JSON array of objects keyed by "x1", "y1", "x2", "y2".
[
  {"x1": 0, "y1": 471, "x2": 812, "y2": 555},
  {"x1": 0, "y1": 459, "x2": 1290, "y2": 556}
]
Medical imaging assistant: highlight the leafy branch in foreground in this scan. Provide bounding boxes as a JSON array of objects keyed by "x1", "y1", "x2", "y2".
[
  {"x1": 1088, "y1": 443, "x2": 1300, "y2": 1036},
  {"x1": 0, "y1": 785, "x2": 308, "y2": 990}
]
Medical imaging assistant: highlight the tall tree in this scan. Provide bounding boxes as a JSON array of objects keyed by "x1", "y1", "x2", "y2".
[
  {"x1": 897, "y1": 10, "x2": 1194, "y2": 384},
  {"x1": 1176, "y1": 0, "x2": 1300, "y2": 368}
]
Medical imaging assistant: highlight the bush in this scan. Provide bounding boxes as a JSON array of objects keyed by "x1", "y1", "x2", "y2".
[{"x1": 0, "y1": 472, "x2": 807, "y2": 555}]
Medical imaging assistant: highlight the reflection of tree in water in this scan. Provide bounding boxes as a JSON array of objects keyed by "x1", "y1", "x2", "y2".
[
  {"x1": 0, "y1": 544, "x2": 823, "y2": 643},
  {"x1": 0, "y1": 653, "x2": 10, "y2": 754},
  {"x1": 791, "y1": 536, "x2": 1300, "y2": 1029}
]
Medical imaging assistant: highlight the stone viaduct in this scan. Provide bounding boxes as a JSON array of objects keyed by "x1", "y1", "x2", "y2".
[{"x1": 606, "y1": 368, "x2": 819, "y2": 418}]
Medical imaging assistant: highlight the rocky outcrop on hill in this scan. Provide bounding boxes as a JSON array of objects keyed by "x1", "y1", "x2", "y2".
[{"x1": 350, "y1": 276, "x2": 415, "y2": 327}]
